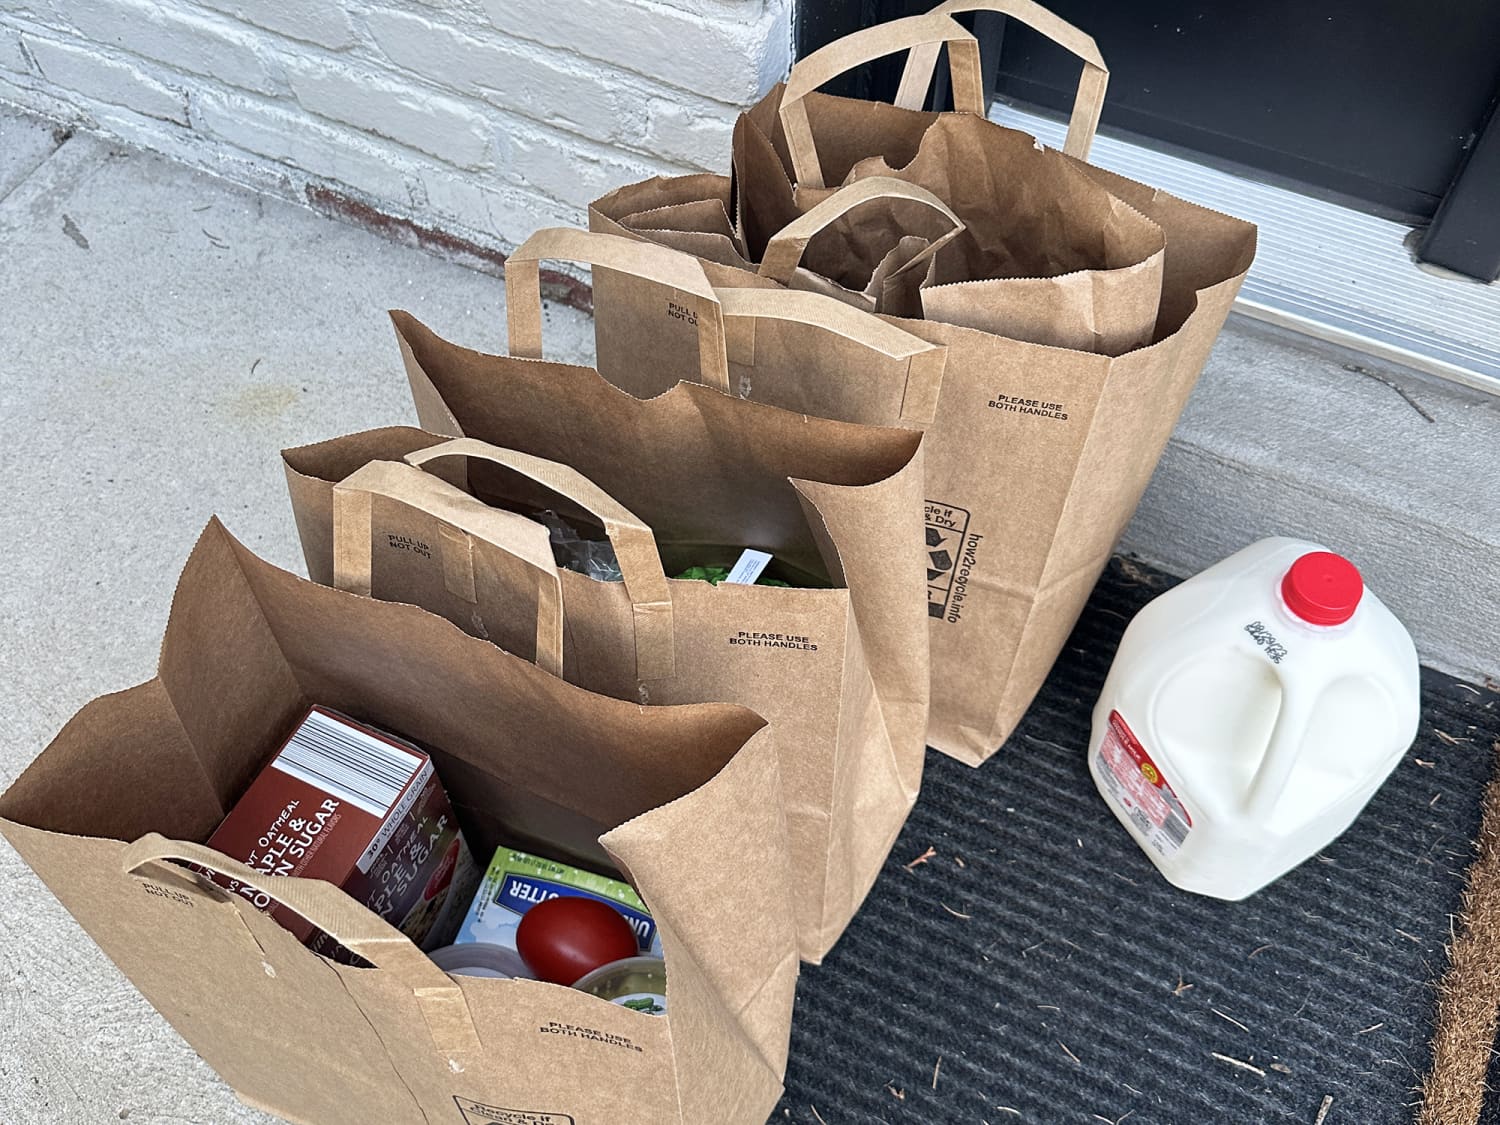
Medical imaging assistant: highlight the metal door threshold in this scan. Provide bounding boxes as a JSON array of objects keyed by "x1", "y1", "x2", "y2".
[{"x1": 993, "y1": 103, "x2": 1500, "y2": 396}]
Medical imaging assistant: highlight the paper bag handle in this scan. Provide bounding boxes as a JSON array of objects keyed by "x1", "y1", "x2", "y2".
[
  {"x1": 331, "y1": 460, "x2": 566, "y2": 677},
  {"x1": 897, "y1": 0, "x2": 1109, "y2": 160},
  {"x1": 716, "y1": 287, "x2": 949, "y2": 426},
  {"x1": 122, "y1": 833, "x2": 484, "y2": 1063},
  {"x1": 781, "y1": 12, "x2": 985, "y2": 188},
  {"x1": 757, "y1": 176, "x2": 963, "y2": 285},
  {"x1": 505, "y1": 227, "x2": 732, "y2": 393},
  {"x1": 405, "y1": 439, "x2": 675, "y2": 682}
]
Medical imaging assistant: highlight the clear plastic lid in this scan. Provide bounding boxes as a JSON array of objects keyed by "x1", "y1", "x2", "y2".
[
  {"x1": 428, "y1": 942, "x2": 532, "y2": 980},
  {"x1": 572, "y1": 956, "x2": 667, "y2": 1015}
]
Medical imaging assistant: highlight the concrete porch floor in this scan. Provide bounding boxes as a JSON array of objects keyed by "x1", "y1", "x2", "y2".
[{"x1": 1, "y1": 99, "x2": 1496, "y2": 1123}]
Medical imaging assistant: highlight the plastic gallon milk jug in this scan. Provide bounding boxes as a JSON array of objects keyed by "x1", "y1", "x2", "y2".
[{"x1": 1088, "y1": 538, "x2": 1420, "y2": 900}]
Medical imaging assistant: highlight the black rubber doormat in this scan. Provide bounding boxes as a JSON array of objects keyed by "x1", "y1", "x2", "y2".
[{"x1": 776, "y1": 558, "x2": 1499, "y2": 1124}]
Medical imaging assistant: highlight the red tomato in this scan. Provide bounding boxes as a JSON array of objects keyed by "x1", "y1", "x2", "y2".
[{"x1": 516, "y1": 896, "x2": 640, "y2": 985}]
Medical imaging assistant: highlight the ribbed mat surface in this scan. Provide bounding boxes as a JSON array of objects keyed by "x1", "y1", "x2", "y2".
[{"x1": 777, "y1": 558, "x2": 1499, "y2": 1124}]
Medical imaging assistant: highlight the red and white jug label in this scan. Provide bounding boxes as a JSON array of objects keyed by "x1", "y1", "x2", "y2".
[{"x1": 1096, "y1": 710, "x2": 1192, "y2": 856}]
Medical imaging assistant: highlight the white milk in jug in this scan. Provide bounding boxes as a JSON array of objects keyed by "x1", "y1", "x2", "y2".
[{"x1": 1088, "y1": 538, "x2": 1420, "y2": 900}]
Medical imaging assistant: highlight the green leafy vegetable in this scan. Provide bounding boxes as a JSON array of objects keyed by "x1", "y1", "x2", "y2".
[{"x1": 673, "y1": 565, "x2": 789, "y2": 588}]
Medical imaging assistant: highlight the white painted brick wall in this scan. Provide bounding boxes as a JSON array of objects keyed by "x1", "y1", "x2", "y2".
[
  {"x1": 197, "y1": 0, "x2": 359, "y2": 51},
  {"x1": 0, "y1": 0, "x2": 792, "y2": 265},
  {"x1": 66, "y1": 0, "x2": 281, "y2": 95},
  {"x1": 23, "y1": 35, "x2": 189, "y2": 124}
]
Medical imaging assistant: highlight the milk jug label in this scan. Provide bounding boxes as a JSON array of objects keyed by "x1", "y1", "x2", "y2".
[{"x1": 1095, "y1": 711, "x2": 1192, "y2": 856}]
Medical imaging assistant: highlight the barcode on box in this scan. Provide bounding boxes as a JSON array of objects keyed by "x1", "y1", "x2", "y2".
[{"x1": 272, "y1": 708, "x2": 425, "y2": 818}]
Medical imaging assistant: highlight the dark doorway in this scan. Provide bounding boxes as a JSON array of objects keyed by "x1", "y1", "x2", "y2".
[{"x1": 795, "y1": 1, "x2": 1500, "y2": 281}]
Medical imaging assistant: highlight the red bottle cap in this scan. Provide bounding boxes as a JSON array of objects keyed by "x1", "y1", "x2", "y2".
[{"x1": 1280, "y1": 551, "x2": 1363, "y2": 626}]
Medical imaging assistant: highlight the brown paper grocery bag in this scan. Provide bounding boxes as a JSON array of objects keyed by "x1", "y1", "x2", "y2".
[
  {"x1": 0, "y1": 520, "x2": 799, "y2": 1125},
  {"x1": 285, "y1": 417, "x2": 925, "y2": 964},
  {"x1": 589, "y1": 1, "x2": 1256, "y2": 766},
  {"x1": 592, "y1": 7, "x2": 1152, "y2": 353}
]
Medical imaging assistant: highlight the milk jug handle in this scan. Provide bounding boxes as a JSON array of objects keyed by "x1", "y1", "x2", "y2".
[{"x1": 1242, "y1": 673, "x2": 1327, "y2": 820}]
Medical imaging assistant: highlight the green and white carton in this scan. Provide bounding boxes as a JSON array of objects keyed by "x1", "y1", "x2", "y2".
[{"x1": 453, "y1": 847, "x2": 662, "y2": 975}]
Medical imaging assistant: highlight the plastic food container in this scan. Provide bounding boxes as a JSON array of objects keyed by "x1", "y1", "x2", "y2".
[
  {"x1": 573, "y1": 956, "x2": 668, "y2": 1015},
  {"x1": 429, "y1": 942, "x2": 532, "y2": 980}
]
